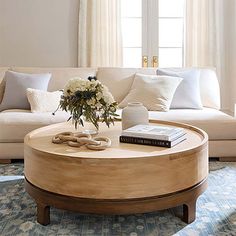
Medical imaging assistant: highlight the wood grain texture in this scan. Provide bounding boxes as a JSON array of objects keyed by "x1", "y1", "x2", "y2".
[
  {"x1": 24, "y1": 121, "x2": 208, "y2": 200},
  {"x1": 25, "y1": 177, "x2": 207, "y2": 223}
]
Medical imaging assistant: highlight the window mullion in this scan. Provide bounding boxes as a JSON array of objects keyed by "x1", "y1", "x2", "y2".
[{"x1": 142, "y1": 0, "x2": 159, "y2": 66}]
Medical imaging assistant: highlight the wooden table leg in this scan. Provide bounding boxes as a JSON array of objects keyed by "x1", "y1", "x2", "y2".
[
  {"x1": 0, "y1": 159, "x2": 11, "y2": 164},
  {"x1": 182, "y1": 199, "x2": 197, "y2": 224},
  {"x1": 37, "y1": 202, "x2": 50, "y2": 226}
]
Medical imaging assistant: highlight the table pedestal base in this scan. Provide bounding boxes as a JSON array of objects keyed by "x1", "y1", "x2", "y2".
[{"x1": 25, "y1": 178, "x2": 207, "y2": 226}]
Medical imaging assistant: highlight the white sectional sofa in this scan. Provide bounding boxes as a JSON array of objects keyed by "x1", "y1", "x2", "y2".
[{"x1": 0, "y1": 67, "x2": 236, "y2": 161}]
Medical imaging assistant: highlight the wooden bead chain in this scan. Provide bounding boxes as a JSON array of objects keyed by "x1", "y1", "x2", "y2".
[{"x1": 52, "y1": 132, "x2": 111, "y2": 151}]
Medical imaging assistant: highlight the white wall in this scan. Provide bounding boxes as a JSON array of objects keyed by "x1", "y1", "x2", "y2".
[{"x1": 0, "y1": 0, "x2": 79, "y2": 67}]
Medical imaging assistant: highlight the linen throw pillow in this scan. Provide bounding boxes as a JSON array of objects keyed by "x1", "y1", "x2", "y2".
[
  {"x1": 26, "y1": 88, "x2": 62, "y2": 113},
  {"x1": 0, "y1": 71, "x2": 51, "y2": 111},
  {"x1": 119, "y1": 73, "x2": 182, "y2": 111},
  {"x1": 156, "y1": 68, "x2": 202, "y2": 109}
]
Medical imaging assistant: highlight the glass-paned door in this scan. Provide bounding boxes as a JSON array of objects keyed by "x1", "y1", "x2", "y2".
[
  {"x1": 121, "y1": 0, "x2": 142, "y2": 67},
  {"x1": 121, "y1": 0, "x2": 185, "y2": 68}
]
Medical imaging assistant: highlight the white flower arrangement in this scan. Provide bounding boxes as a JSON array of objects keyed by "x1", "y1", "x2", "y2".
[{"x1": 59, "y1": 76, "x2": 118, "y2": 129}]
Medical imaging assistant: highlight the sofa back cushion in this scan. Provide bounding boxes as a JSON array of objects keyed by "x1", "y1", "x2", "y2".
[
  {"x1": 96, "y1": 67, "x2": 157, "y2": 103},
  {"x1": 12, "y1": 67, "x2": 97, "y2": 92},
  {"x1": 97, "y1": 67, "x2": 220, "y2": 109},
  {"x1": 0, "y1": 67, "x2": 9, "y2": 81},
  {"x1": 0, "y1": 67, "x2": 9, "y2": 103},
  {"x1": 0, "y1": 67, "x2": 221, "y2": 110}
]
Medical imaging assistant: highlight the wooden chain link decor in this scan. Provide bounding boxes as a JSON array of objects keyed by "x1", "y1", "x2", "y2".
[{"x1": 52, "y1": 132, "x2": 111, "y2": 150}]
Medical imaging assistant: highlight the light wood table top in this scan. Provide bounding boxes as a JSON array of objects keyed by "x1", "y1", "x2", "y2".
[{"x1": 25, "y1": 120, "x2": 206, "y2": 159}]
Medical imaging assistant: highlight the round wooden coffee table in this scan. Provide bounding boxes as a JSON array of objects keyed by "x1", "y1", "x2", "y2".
[{"x1": 24, "y1": 120, "x2": 208, "y2": 225}]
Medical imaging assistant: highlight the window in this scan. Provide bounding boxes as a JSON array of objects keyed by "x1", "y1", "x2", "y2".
[
  {"x1": 121, "y1": 0, "x2": 142, "y2": 67},
  {"x1": 121, "y1": 0, "x2": 185, "y2": 68},
  {"x1": 158, "y1": 0, "x2": 184, "y2": 67}
]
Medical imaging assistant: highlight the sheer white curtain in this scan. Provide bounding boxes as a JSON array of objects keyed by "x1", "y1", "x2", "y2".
[
  {"x1": 185, "y1": 0, "x2": 225, "y2": 78},
  {"x1": 78, "y1": 0, "x2": 123, "y2": 67}
]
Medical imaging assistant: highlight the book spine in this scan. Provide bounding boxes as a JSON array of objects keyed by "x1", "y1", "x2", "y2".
[{"x1": 120, "y1": 136, "x2": 171, "y2": 148}]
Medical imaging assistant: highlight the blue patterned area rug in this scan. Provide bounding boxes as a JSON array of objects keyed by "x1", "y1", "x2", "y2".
[{"x1": 1, "y1": 161, "x2": 236, "y2": 236}]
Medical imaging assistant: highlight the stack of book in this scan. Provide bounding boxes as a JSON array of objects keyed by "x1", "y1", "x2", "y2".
[{"x1": 120, "y1": 124, "x2": 186, "y2": 148}]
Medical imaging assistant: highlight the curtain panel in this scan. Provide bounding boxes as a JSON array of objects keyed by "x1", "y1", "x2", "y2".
[
  {"x1": 185, "y1": 0, "x2": 226, "y2": 78},
  {"x1": 78, "y1": 0, "x2": 123, "y2": 67}
]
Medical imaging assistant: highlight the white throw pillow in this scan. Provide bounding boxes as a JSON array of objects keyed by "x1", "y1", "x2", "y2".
[
  {"x1": 119, "y1": 73, "x2": 182, "y2": 111},
  {"x1": 26, "y1": 88, "x2": 62, "y2": 113},
  {"x1": 157, "y1": 68, "x2": 202, "y2": 109}
]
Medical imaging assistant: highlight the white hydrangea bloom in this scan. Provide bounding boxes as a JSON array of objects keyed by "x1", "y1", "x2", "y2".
[
  {"x1": 95, "y1": 103, "x2": 102, "y2": 109},
  {"x1": 103, "y1": 91, "x2": 115, "y2": 105},
  {"x1": 64, "y1": 77, "x2": 90, "y2": 96},
  {"x1": 96, "y1": 92, "x2": 103, "y2": 101},
  {"x1": 63, "y1": 77, "x2": 115, "y2": 106},
  {"x1": 86, "y1": 97, "x2": 96, "y2": 106}
]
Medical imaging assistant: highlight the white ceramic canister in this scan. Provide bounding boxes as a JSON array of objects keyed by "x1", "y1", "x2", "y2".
[{"x1": 121, "y1": 102, "x2": 149, "y2": 130}]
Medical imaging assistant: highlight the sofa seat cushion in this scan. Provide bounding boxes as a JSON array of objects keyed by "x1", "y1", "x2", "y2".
[
  {"x1": 147, "y1": 108, "x2": 236, "y2": 140},
  {"x1": 1, "y1": 108, "x2": 234, "y2": 143},
  {"x1": 0, "y1": 109, "x2": 70, "y2": 142}
]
